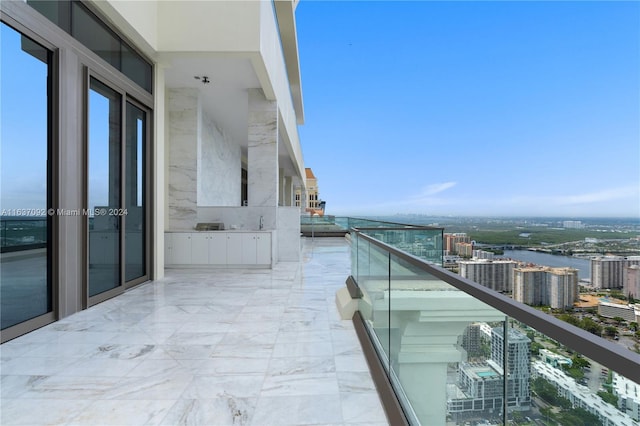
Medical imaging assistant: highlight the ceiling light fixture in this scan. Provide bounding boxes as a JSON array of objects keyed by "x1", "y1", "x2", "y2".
[{"x1": 194, "y1": 76, "x2": 210, "y2": 85}]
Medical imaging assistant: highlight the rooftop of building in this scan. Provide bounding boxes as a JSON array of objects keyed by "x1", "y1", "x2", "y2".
[{"x1": 305, "y1": 167, "x2": 316, "y2": 179}]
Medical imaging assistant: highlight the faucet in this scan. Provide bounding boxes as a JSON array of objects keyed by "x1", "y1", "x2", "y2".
[{"x1": 259, "y1": 215, "x2": 264, "y2": 230}]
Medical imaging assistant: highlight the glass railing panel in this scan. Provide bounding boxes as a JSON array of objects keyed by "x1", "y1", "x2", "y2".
[
  {"x1": 361, "y1": 228, "x2": 443, "y2": 265},
  {"x1": 1, "y1": 218, "x2": 48, "y2": 251},
  {"x1": 300, "y1": 215, "x2": 349, "y2": 234},
  {"x1": 386, "y1": 251, "x2": 507, "y2": 425},
  {"x1": 518, "y1": 317, "x2": 640, "y2": 426},
  {"x1": 351, "y1": 228, "x2": 640, "y2": 425},
  {"x1": 334, "y1": 216, "x2": 350, "y2": 230},
  {"x1": 355, "y1": 235, "x2": 391, "y2": 372}
]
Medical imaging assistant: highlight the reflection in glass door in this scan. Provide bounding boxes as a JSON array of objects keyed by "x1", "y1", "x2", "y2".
[
  {"x1": 0, "y1": 23, "x2": 53, "y2": 331},
  {"x1": 125, "y1": 102, "x2": 146, "y2": 283},
  {"x1": 88, "y1": 77, "x2": 121, "y2": 298}
]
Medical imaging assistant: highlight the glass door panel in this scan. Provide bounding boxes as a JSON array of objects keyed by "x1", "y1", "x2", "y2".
[
  {"x1": 0, "y1": 23, "x2": 52, "y2": 330},
  {"x1": 125, "y1": 102, "x2": 145, "y2": 282},
  {"x1": 88, "y1": 77, "x2": 121, "y2": 297}
]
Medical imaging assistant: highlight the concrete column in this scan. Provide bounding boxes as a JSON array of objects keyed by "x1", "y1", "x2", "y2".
[
  {"x1": 247, "y1": 89, "x2": 278, "y2": 207},
  {"x1": 278, "y1": 167, "x2": 285, "y2": 206},
  {"x1": 284, "y1": 176, "x2": 293, "y2": 206},
  {"x1": 153, "y1": 65, "x2": 166, "y2": 279}
]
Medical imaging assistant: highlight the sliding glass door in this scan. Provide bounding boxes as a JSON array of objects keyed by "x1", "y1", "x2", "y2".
[
  {"x1": 124, "y1": 102, "x2": 146, "y2": 284},
  {"x1": 0, "y1": 22, "x2": 54, "y2": 332},
  {"x1": 87, "y1": 78, "x2": 122, "y2": 299},
  {"x1": 87, "y1": 76, "x2": 149, "y2": 304}
]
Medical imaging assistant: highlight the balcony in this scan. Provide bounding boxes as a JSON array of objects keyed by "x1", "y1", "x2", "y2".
[
  {"x1": 2, "y1": 217, "x2": 640, "y2": 425},
  {"x1": 0, "y1": 238, "x2": 386, "y2": 425}
]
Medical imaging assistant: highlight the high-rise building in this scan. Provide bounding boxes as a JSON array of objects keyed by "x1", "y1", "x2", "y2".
[
  {"x1": 462, "y1": 323, "x2": 486, "y2": 359},
  {"x1": 296, "y1": 168, "x2": 320, "y2": 209},
  {"x1": 456, "y1": 241, "x2": 474, "y2": 257},
  {"x1": 513, "y1": 266, "x2": 578, "y2": 309},
  {"x1": 459, "y1": 259, "x2": 518, "y2": 293},
  {"x1": 473, "y1": 250, "x2": 495, "y2": 260},
  {"x1": 513, "y1": 266, "x2": 547, "y2": 306},
  {"x1": 444, "y1": 233, "x2": 470, "y2": 255},
  {"x1": 449, "y1": 326, "x2": 531, "y2": 414},
  {"x1": 625, "y1": 265, "x2": 640, "y2": 299},
  {"x1": 547, "y1": 267, "x2": 579, "y2": 309},
  {"x1": 591, "y1": 256, "x2": 640, "y2": 289},
  {"x1": 491, "y1": 327, "x2": 531, "y2": 411}
]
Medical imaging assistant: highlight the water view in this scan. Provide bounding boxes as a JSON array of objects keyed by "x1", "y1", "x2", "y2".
[{"x1": 502, "y1": 250, "x2": 591, "y2": 280}]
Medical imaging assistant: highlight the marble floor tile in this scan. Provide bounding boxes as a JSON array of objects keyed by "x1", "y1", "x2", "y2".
[
  {"x1": 161, "y1": 397, "x2": 257, "y2": 426},
  {"x1": 103, "y1": 371, "x2": 193, "y2": 400},
  {"x1": 69, "y1": 399, "x2": 176, "y2": 425},
  {"x1": 261, "y1": 372, "x2": 339, "y2": 397},
  {"x1": 267, "y1": 356, "x2": 336, "y2": 376},
  {"x1": 251, "y1": 394, "x2": 343, "y2": 425},
  {"x1": 19, "y1": 375, "x2": 121, "y2": 400},
  {"x1": 341, "y1": 392, "x2": 387, "y2": 423},
  {"x1": 1, "y1": 356, "x2": 77, "y2": 376},
  {"x1": 180, "y1": 374, "x2": 264, "y2": 399},
  {"x1": 271, "y1": 340, "x2": 335, "y2": 358},
  {"x1": 0, "y1": 398, "x2": 93, "y2": 425},
  {"x1": 190, "y1": 357, "x2": 271, "y2": 375},
  {"x1": 56, "y1": 357, "x2": 143, "y2": 377},
  {"x1": 0, "y1": 238, "x2": 388, "y2": 425}
]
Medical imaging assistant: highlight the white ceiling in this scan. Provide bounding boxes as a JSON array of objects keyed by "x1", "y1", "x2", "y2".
[
  {"x1": 162, "y1": 53, "x2": 300, "y2": 178},
  {"x1": 163, "y1": 54, "x2": 257, "y2": 150}
]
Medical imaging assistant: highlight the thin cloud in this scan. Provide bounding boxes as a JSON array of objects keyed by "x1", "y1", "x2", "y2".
[{"x1": 411, "y1": 182, "x2": 457, "y2": 199}]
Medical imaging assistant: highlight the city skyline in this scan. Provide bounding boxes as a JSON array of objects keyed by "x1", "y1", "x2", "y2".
[{"x1": 296, "y1": 1, "x2": 640, "y2": 218}]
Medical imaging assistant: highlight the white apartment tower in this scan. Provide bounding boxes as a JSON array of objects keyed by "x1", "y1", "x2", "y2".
[
  {"x1": 547, "y1": 268, "x2": 579, "y2": 309},
  {"x1": 459, "y1": 259, "x2": 518, "y2": 293},
  {"x1": 625, "y1": 265, "x2": 640, "y2": 299},
  {"x1": 513, "y1": 267, "x2": 547, "y2": 306},
  {"x1": 591, "y1": 256, "x2": 640, "y2": 289},
  {"x1": 514, "y1": 266, "x2": 578, "y2": 309}
]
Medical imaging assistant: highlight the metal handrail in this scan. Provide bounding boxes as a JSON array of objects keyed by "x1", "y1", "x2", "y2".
[{"x1": 353, "y1": 228, "x2": 640, "y2": 384}]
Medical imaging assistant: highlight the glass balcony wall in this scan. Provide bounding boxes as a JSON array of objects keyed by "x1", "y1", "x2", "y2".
[{"x1": 351, "y1": 228, "x2": 640, "y2": 426}]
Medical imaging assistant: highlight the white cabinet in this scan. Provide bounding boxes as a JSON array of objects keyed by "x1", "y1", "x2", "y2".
[
  {"x1": 227, "y1": 233, "x2": 243, "y2": 265},
  {"x1": 166, "y1": 233, "x2": 192, "y2": 265},
  {"x1": 165, "y1": 231, "x2": 271, "y2": 267},
  {"x1": 241, "y1": 233, "x2": 257, "y2": 264},
  {"x1": 191, "y1": 233, "x2": 209, "y2": 264},
  {"x1": 241, "y1": 233, "x2": 271, "y2": 265},
  {"x1": 208, "y1": 233, "x2": 227, "y2": 265},
  {"x1": 164, "y1": 233, "x2": 173, "y2": 264},
  {"x1": 256, "y1": 233, "x2": 271, "y2": 265}
]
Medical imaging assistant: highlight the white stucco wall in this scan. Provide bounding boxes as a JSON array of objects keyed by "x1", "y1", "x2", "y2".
[{"x1": 157, "y1": 1, "x2": 260, "y2": 52}]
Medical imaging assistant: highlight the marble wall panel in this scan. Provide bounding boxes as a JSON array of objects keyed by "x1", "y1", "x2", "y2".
[
  {"x1": 198, "y1": 112, "x2": 241, "y2": 206},
  {"x1": 168, "y1": 88, "x2": 198, "y2": 230},
  {"x1": 248, "y1": 89, "x2": 278, "y2": 207}
]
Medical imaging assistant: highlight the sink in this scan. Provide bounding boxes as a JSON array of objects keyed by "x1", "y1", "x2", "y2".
[{"x1": 195, "y1": 222, "x2": 224, "y2": 231}]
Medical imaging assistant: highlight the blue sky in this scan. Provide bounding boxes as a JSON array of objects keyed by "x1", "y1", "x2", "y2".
[{"x1": 296, "y1": 1, "x2": 640, "y2": 218}]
